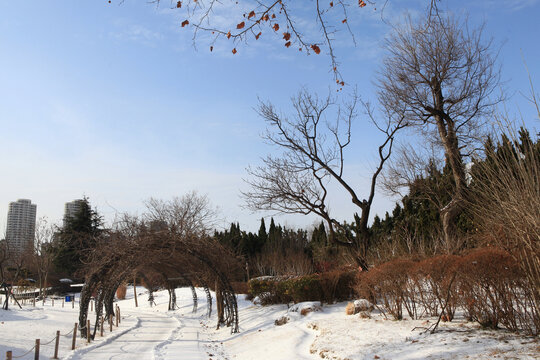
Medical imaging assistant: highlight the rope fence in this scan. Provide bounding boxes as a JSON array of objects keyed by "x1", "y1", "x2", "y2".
[
  {"x1": 9, "y1": 345, "x2": 34, "y2": 359},
  {"x1": 4, "y1": 304, "x2": 122, "y2": 360}
]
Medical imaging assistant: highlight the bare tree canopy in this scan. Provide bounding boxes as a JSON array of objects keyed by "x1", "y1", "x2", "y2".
[
  {"x1": 376, "y1": 9, "x2": 503, "y2": 249},
  {"x1": 144, "y1": 191, "x2": 218, "y2": 237},
  {"x1": 243, "y1": 89, "x2": 406, "y2": 269},
  {"x1": 378, "y1": 12, "x2": 501, "y2": 150}
]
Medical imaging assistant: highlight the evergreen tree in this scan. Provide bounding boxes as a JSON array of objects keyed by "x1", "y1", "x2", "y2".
[
  {"x1": 267, "y1": 218, "x2": 279, "y2": 248},
  {"x1": 52, "y1": 198, "x2": 103, "y2": 276},
  {"x1": 258, "y1": 218, "x2": 267, "y2": 245}
]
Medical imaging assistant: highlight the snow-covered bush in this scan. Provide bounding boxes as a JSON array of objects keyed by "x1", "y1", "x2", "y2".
[{"x1": 288, "y1": 301, "x2": 322, "y2": 316}]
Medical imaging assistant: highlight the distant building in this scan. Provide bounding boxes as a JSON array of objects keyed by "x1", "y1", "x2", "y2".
[
  {"x1": 6, "y1": 199, "x2": 37, "y2": 255},
  {"x1": 63, "y1": 199, "x2": 85, "y2": 227}
]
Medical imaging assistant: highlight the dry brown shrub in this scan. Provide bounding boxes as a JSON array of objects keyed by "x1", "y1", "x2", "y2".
[
  {"x1": 116, "y1": 284, "x2": 127, "y2": 300},
  {"x1": 345, "y1": 302, "x2": 356, "y2": 315},
  {"x1": 357, "y1": 259, "x2": 416, "y2": 320},
  {"x1": 319, "y1": 270, "x2": 356, "y2": 303},
  {"x1": 457, "y1": 248, "x2": 537, "y2": 333},
  {"x1": 301, "y1": 308, "x2": 313, "y2": 316},
  {"x1": 414, "y1": 255, "x2": 460, "y2": 320},
  {"x1": 359, "y1": 311, "x2": 371, "y2": 319},
  {"x1": 275, "y1": 316, "x2": 289, "y2": 326},
  {"x1": 231, "y1": 281, "x2": 249, "y2": 295}
]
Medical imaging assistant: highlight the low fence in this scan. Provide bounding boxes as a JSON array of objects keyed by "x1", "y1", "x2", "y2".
[{"x1": 3, "y1": 301, "x2": 122, "y2": 360}]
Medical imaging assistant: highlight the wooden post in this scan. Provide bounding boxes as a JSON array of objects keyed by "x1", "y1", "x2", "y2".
[
  {"x1": 115, "y1": 310, "x2": 119, "y2": 327},
  {"x1": 34, "y1": 339, "x2": 40, "y2": 360},
  {"x1": 133, "y1": 278, "x2": 138, "y2": 307},
  {"x1": 33, "y1": 297, "x2": 36, "y2": 307},
  {"x1": 53, "y1": 330, "x2": 60, "y2": 359},
  {"x1": 62, "y1": 298, "x2": 64, "y2": 308},
  {"x1": 117, "y1": 306, "x2": 121, "y2": 324},
  {"x1": 91, "y1": 300, "x2": 93, "y2": 312},
  {"x1": 71, "y1": 323, "x2": 78, "y2": 350},
  {"x1": 6, "y1": 350, "x2": 12, "y2": 360},
  {"x1": 72, "y1": 297, "x2": 74, "y2": 309},
  {"x1": 100, "y1": 316, "x2": 104, "y2": 337},
  {"x1": 86, "y1": 320, "x2": 91, "y2": 343},
  {"x1": 109, "y1": 314, "x2": 113, "y2": 332}
]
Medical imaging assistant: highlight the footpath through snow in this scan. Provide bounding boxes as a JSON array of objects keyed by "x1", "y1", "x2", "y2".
[
  {"x1": 65, "y1": 310, "x2": 207, "y2": 360},
  {"x1": 66, "y1": 287, "x2": 221, "y2": 360}
]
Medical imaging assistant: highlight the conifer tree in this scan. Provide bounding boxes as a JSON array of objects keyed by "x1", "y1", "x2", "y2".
[{"x1": 52, "y1": 198, "x2": 103, "y2": 276}]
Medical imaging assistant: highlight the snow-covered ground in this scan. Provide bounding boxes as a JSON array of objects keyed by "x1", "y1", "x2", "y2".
[{"x1": 0, "y1": 287, "x2": 538, "y2": 359}]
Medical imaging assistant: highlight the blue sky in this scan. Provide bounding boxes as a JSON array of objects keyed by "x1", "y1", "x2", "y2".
[{"x1": 1, "y1": 0, "x2": 539, "y2": 232}]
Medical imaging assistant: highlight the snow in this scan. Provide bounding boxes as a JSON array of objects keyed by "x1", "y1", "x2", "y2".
[{"x1": 0, "y1": 288, "x2": 538, "y2": 359}]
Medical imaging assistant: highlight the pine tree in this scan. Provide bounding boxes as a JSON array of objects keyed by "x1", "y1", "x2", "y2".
[{"x1": 52, "y1": 198, "x2": 103, "y2": 276}]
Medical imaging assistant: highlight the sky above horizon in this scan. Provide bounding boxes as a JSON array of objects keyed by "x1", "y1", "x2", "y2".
[{"x1": 1, "y1": 0, "x2": 539, "y2": 233}]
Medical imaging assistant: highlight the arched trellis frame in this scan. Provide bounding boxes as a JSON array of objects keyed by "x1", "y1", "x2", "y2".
[{"x1": 77, "y1": 226, "x2": 241, "y2": 339}]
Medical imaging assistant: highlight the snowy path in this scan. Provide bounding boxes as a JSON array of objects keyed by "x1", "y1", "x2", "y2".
[{"x1": 67, "y1": 310, "x2": 207, "y2": 360}]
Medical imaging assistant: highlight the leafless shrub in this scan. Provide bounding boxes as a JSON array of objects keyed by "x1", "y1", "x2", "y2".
[
  {"x1": 457, "y1": 248, "x2": 538, "y2": 334},
  {"x1": 357, "y1": 259, "x2": 415, "y2": 320},
  {"x1": 253, "y1": 247, "x2": 313, "y2": 277},
  {"x1": 413, "y1": 255, "x2": 460, "y2": 320},
  {"x1": 468, "y1": 121, "x2": 540, "y2": 334}
]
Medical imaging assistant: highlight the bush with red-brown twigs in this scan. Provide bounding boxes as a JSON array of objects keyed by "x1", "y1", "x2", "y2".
[
  {"x1": 413, "y1": 255, "x2": 460, "y2": 321},
  {"x1": 354, "y1": 248, "x2": 537, "y2": 334},
  {"x1": 357, "y1": 259, "x2": 415, "y2": 320},
  {"x1": 456, "y1": 248, "x2": 537, "y2": 334}
]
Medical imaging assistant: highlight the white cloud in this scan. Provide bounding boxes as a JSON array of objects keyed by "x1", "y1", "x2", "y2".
[{"x1": 110, "y1": 18, "x2": 163, "y2": 46}]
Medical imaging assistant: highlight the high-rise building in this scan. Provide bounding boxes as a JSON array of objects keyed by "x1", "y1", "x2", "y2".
[
  {"x1": 63, "y1": 199, "x2": 85, "y2": 226},
  {"x1": 6, "y1": 199, "x2": 37, "y2": 255}
]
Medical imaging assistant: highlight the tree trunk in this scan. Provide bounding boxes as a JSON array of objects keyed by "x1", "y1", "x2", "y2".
[
  {"x1": 215, "y1": 280, "x2": 225, "y2": 328},
  {"x1": 433, "y1": 78, "x2": 467, "y2": 252}
]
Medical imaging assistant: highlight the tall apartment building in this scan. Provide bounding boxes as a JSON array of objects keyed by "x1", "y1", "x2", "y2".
[
  {"x1": 6, "y1": 199, "x2": 37, "y2": 254},
  {"x1": 63, "y1": 199, "x2": 85, "y2": 226}
]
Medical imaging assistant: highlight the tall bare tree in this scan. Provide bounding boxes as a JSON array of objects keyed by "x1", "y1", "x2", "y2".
[
  {"x1": 32, "y1": 218, "x2": 55, "y2": 299},
  {"x1": 244, "y1": 90, "x2": 406, "y2": 269},
  {"x1": 376, "y1": 9, "x2": 502, "y2": 249}
]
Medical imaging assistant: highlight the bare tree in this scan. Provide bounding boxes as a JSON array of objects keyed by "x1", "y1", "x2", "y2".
[
  {"x1": 32, "y1": 218, "x2": 55, "y2": 299},
  {"x1": 144, "y1": 191, "x2": 218, "y2": 238},
  {"x1": 376, "y1": 9, "x2": 502, "y2": 248},
  {"x1": 243, "y1": 90, "x2": 406, "y2": 269}
]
